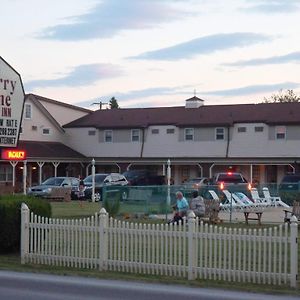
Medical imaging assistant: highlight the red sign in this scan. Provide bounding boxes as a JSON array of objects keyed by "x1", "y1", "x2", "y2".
[{"x1": 1, "y1": 149, "x2": 26, "y2": 160}]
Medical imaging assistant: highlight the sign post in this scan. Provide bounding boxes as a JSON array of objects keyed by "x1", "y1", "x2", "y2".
[{"x1": 0, "y1": 57, "x2": 25, "y2": 148}]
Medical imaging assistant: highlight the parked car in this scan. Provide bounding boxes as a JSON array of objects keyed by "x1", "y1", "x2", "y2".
[
  {"x1": 183, "y1": 177, "x2": 209, "y2": 190},
  {"x1": 122, "y1": 170, "x2": 165, "y2": 186},
  {"x1": 83, "y1": 173, "x2": 128, "y2": 201},
  {"x1": 27, "y1": 176, "x2": 80, "y2": 200},
  {"x1": 279, "y1": 173, "x2": 300, "y2": 193}
]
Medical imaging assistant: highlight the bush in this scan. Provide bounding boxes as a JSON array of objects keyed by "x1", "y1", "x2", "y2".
[
  {"x1": 278, "y1": 191, "x2": 300, "y2": 206},
  {"x1": 103, "y1": 190, "x2": 120, "y2": 217},
  {"x1": 0, "y1": 194, "x2": 51, "y2": 254}
]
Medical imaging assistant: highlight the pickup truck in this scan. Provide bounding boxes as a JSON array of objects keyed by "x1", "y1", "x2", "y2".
[{"x1": 209, "y1": 172, "x2": 252, "y2": 197}]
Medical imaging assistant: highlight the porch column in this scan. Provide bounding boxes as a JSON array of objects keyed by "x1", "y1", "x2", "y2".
[
  {"x1": 52, "y1": 161, "x2": 60, "y2": 177},
  {"x1": 23, "y1": 160, "x2": 27, "y2": 195},
  {"x1": 9, "y1": 161, "x2": 18, "y2": 191},
  {"x1": 197, "y1": 164, "x2": 203, "y2": 177},
  {"x1": 250, "y1": 164, "x2": 253, "y2": 183},
  {"x1": 37, "y1": 161, "x2": 45, "y2": 184}
]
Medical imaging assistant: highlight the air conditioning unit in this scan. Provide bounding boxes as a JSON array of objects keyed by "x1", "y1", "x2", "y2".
[{"x1": 32, "y1": 125, "x2": 37, "y2": 131}]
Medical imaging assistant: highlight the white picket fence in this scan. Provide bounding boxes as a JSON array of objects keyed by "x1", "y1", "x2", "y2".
[{"x1": 20, "y1": 203, "x2": 298, "y2": 287}]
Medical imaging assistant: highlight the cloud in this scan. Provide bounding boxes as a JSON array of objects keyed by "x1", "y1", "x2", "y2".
[
  {"x1": 25, "y1": 63, "x2": 123, "y2": 90},
  {"x1": 202, "y1": 82, "x2": 300, "y2": 96},
  {"x1": 242, "y1": 0, "x2": 300, "y2": 13},
  {"x1": 224, "y1": 51, "x2": 300, "y2": 67},
  {"x1": 37, "y1": 0, "x2": 192, "y2": 41},
  {"x1": 129, "y1": 32, "x2": 272, "y2": 61},
  {"x1": 75, "y1": 85, "x2": 193, "y2": 107}
]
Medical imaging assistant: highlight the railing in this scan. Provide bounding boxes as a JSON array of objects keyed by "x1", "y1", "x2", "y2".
[{"x1": 20, "y1": 203, "x2": 298, "y2": 287}]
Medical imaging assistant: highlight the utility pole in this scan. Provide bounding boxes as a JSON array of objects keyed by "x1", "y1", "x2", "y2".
[{"x1": 92, "y1": 100, "x2": 108, "y2": 110}]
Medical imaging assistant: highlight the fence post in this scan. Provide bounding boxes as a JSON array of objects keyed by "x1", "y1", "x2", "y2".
[
  {"x1": 99, "y1": 207, "x2": 108, "y2": 271},
  {"x1": 188, "y1": 211, "x2": 196, "y2": 280},
  {"x1": 20, "y1": 203, "x2": 29, "y2": 264},
  {"x1": 290, "y1": 215, "x2": 298, "y2": 288}
]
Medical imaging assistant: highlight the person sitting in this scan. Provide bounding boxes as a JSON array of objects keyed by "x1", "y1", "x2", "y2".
[
  {"x1": 169, "y1": 191, "x2": 189, "y2": 224},
  {"x1": 190, "y1": 190, "x2": 205, "y2": 218}
]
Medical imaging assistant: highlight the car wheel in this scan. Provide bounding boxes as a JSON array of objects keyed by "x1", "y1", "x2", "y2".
[{"x1": 94, "y1": 192, "x2": 101, "y2": 202}]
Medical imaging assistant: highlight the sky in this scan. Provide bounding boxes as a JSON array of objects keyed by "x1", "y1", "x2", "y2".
[{"x1": 2, "y1": 0, "x2": 300, "y2": 109}]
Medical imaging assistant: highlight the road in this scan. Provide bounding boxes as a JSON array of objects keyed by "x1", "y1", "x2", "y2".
[{"x1": 0, "y1": 271, "x2": 298, "y2": 300}]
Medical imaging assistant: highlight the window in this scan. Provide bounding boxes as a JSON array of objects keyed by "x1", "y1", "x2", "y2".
[
  {"x1": 166, "y1": 128, "x2": 175, "y2": 134},
  {"x1": 255, "y1": 126, "x2": 264, "y2": 132},
  {"x1": 0, "y1": 165, "x2": 12, "y2": 182},
  {"x1": 151, "y1": 129, "x2": 159, "y2": 134},
  {"x1": 131, "y1": 129, "x2": 140, "y2": 142},
  {"x1": 104, "y1": 130, "x2": 113, "y2": 143},
  {"x1": 24, "y1": 104, "x2": 32, "y2": 119},
  {"x1": 88, "y1": 130, "x2": 96, "y2": 136},
  {"x1": 237, "y1": 127, "x2": 246, "y2": 133},
  {"x1": 42, "y1": 128, "x2": 50, "y2": 135},
  {"x1": 184, "y1": 128, "x2": 194, "y2": 141},
  {"x1": 215, "y1": 127, "x2": 225, "y2": 140},
  {"x1": 276, "y1": 126, "x2": 286, "y2": 139}
]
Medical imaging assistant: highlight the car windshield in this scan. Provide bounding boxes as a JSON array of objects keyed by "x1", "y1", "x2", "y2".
[
  {"x1": 42, "y1": 177, "x2": 64, "y2": 186},
  {"x1": 123, "y1": 171, "x2": 145, "y2": 180},
  {"x1": 186, "y1": 178, "x2": 203, "y2": 183},
  {"x1": 282, "y1": 175, "x2": 300, "y2": 183},
  {"x1": 84, "y1": 174, "x2": 107, "y2": 184},
  {"x1": 217, "y1": 174, "x2": 245, "y2": 183}
]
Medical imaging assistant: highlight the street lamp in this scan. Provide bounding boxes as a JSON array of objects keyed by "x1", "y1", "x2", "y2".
[
  {"x1": 91, "y1": 158, "x2": 95, "y2": 202},
  {"x1": 166, "y1": 159, "x2": 171, "y2": 220}
]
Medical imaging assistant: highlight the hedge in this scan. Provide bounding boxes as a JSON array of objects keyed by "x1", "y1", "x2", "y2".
[{"x1": 0, "y1": 194, "x2": 51, "y2": 254}]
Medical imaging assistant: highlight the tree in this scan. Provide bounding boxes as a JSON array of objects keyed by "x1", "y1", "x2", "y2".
[
  {"x1": 263, "y1": 89, "x2": 300, "y2": 103},
  {"x1": 109, "y1": 97, "x2": 119, "y2": 109}
]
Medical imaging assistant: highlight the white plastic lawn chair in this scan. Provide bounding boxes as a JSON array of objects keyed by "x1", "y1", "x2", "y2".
[
  {"x1": 234, "y1": 192, "x2": 257, "y2": 207},
  {"x1": 250, "y1": 188, "x2": 265, "y2": 203},
  {"x1": 262, "y1": 187, "x2": 289, "y2": 208},
  {"x1": 208, "y1": 190, "x2": 220, "y2": 201},
  {"x1": 220, "y1": 190, "x2": 244, "y2": 211}
]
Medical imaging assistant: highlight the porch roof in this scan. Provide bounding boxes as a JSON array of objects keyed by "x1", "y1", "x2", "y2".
[{"x1": 17, "y1": 141, "x2": 86, "y2": 160}]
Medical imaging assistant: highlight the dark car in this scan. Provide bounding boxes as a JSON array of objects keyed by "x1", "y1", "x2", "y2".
[
  {"x1": 83, "y1": 173, "x2": 128, "y2": 201},
  {"x1": 209, "y1": 172, "x2": 251, "y2": 197},
  {"x1": 279, "y1": 174, "x2": 300, "y2": 193},
  {"x1": 27, "y1": 176, "x2": 80, "y2": 200},
  {"x1": 122, "y1": 170, "x2": 165, "y2": 186}
]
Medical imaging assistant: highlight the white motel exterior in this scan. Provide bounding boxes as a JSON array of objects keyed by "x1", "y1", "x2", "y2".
[{"x1": 1, "y1": 93, "x2": 300, "y2": 193}]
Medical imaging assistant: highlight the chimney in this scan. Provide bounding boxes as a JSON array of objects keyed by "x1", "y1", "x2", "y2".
[{"x1": 185, "y1": 96, "x2": 204, "y2": 108}]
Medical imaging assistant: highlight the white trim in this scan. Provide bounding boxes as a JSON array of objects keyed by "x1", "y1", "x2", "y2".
[
  {"x1": 24, "y1": 103, "x2": 32, "y2": 119},
  {"x1": 215, "y1": 127, "x2": 225, "y2": 140},
  {"x1": 42, "y1": 127, "x2": 51, "y2": 135},
  {"x1": 104, "y1": 130, "x2": 113, "y2": 143},
  {"x1": 184, "y1": 128, "x2": 194, "y2": 141},
  {"x1": 131, "y1": 129, "x2": 141, "y2": 142}
]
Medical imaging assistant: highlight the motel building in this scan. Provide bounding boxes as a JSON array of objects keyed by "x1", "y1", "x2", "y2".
[{"x1": 1, "y1": 92, "x2": 300, "y2": 195}]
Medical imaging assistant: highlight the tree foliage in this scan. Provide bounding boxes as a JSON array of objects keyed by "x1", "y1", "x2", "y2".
[
  {"x1": 263, "y1": 89, "x2": 300, "y2": 103},
  {"x1": 109, "y1": 97, "x2": 119, "y2": 109}
]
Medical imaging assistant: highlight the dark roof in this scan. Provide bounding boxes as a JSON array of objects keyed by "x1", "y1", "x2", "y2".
[
  {"x1": 63, "y1": 102, "x2": 300, "y2": 129},
  {"x1": 18, "y1": 141, "x2": 86, "y2": 160}
]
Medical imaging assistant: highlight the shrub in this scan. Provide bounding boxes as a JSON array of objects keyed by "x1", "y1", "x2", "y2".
[
  {"x1": 278, "y1": 191, "x2": 300, "y2": 206},
  {"x1": 0, "y1": 194, "x2": 51, "y2": 254},
  {"x1": 103, "y1": 190, "x2": 120, "y2": 217}
]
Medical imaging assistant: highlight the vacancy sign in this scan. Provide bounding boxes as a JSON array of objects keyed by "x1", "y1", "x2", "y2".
[
  {"x1": 0, "y1": 57, "x2": 25, "y2": 147},
  {"x1": 1, "y1": 149, "x2": 26, "y2": 160}
]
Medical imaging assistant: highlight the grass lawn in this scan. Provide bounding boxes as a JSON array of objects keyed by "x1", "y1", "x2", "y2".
[{"x1": 1, "y1": 201, "x2": 299, "y2": 296}]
